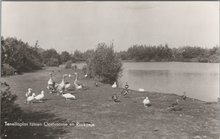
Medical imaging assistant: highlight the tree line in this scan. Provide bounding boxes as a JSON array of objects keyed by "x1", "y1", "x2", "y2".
[
  {"x1": 1, "y1": 37, "x2": 219, "y2": 76},
  {"x1": 116, "y1": 44, "x2": 220, "y2": 63},
  {"x1": 1, "y1": 37, "x2": 86, "y2": 76}
]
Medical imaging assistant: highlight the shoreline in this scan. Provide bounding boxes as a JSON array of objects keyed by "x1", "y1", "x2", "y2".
[{"x1": 1, "y1": 67, "x2": 220, "y2": 138}]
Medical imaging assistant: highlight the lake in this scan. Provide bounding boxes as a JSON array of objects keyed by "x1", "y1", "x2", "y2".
[
  {"x1": 118, "y1": 62, "x2": 219, "y2": 102},
  {"x1": 75, "y1": 62, "x2": 219, "y2": 102}
]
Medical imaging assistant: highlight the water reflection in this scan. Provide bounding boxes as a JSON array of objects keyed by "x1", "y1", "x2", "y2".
[{"x1": 119, "y1": 62, "x2": 219, "y2": 102}]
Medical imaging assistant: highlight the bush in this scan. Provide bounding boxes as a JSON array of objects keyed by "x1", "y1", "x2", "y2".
[
  {"x1": 65, "y1": 60, "x2": 72, "y2": 69},
  {"x1": 87, "y1": 43, "x2": 122, "y2": 84},
  {"x1": 1, "y1": 82, "x2": 22, "y2": 138},
  {"x1": 1, "y1": 64, "x2": 15, "y2": 76},
  {"x1": 1, "y1": 37, "x2": 43, "y2": 73}
]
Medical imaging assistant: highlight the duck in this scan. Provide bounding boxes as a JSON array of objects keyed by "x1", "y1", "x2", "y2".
[
  {"x1": 143, "y1": 97, "x2": 151, "y2": 107},
  {"x1": 181, "y1": 92, "x2": 187, "y2": 100},
  {"x1": 26, "y1": 93, "x2": 36, "y2": 104},
  {"x1": 138, "y1": 88, "x2": 145, "y2": 92},
  {"x1": 95, "y1": 82, "x2": 99, "y2": 87},
  {"x1": 121, "y1": 82, "x2": 129, "y2": 96},
  {"x1": 74, "y1": 73, "x2": 83, "y2": 90},
  {"x1": 121, "y1": 89, "x2": 128, "y2": 96},
  {"x1": 125, "y1": 82, "x2": 129, "y2": 90},
  {"x1": 169, "y1": 106, "x2": 183, "y2": 112},
  {"x1": 62, "y1": 93, "x2": 76, "y2": 100},
  {"x1": 112, "y1": 82, "x2": 117, "y2": 88},
  {"x1": 112, "y1": 95, "x2": 120, "y2": 102},
  {"x1": 25, "y1": 88, "x2": 33, "y2": 97},
  {"x1": 34, "y1": 91, "x2": 45, "y2": 102},
  {"x1": 170, "y1": 99, "x2": 179, "y2": 107}
]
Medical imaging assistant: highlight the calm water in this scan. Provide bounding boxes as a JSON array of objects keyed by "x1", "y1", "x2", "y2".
[
  {"x1": 76, "y1": 62, "x2": 219, "y2": 102},
  {"x1": 118, "y1": 62, "x2": 219, "y2": 102}
]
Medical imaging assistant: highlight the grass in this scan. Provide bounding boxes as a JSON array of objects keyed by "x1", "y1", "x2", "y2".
[{"x1": 1, "y1": 66, "x2": 220, "y2": 139}]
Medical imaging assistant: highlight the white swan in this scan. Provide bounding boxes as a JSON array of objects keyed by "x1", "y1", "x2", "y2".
[
  {"x1": 64, "y1": 82, "x2": 71, "y2": 90},
  {"x1": 48, "y1": 72, "x2": 53, "y2": 86},
  {"x1": 138, "y1": 88, "x2": 145, "y2": 92},
  {"x1": 25, "y1": 88, "x2": 32, "y2": 97},
  {"x1": 26, "y1": 93, "x2": 36, "y2": 104},
  {"x1": 56, "y1": 74, "x2": 67, "y2": 94},
  {"x1": 34, "y1": 91, "x2": 45, "y2": 101},
  {"x1": 84, "y1": 74, "x2": 88, "y2": 78},
  {"x1": 62, "y1": 93, "x2": 76, "y2": 100},
  {"x1": 74, "y1": 73, "x2": 82, "y2": 90},
  {"x1": 112, "y1": 82, "x2": 117, "y2": 88},
  {"x1": 143, "y1": 97, "x2": 151, "y2": 107}
]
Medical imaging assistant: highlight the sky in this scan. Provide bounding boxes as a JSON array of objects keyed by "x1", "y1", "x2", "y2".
[{"x1": 2, "y1": 2, "x2": 219, "y2": 52}]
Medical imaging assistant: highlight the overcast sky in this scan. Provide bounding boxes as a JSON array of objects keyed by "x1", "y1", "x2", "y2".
[{"x1": 2, "y1": 2, "x2": 219, "y2": 52}]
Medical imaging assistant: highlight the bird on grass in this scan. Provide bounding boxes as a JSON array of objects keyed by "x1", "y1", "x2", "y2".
[
  {"x1": 34, "y1": 91, "x2": 45, "y2": 102},
  {"x1": 143, "y1": 97, "x2": 151, "y2": 107},
  {"x1": 48, "y1": 72, "x2": 54, "y2": 86},
  {"x1": 62, "y1": 93, "x2": 76, "y2": 100},
  {"x1": 64, "y1": 82, "x2": 71, "y2": 91},
  {"x1": 138, "y1": 88, "x2": 145, "y2": 92},
  {"x1": 181, "y1": 92, "x2": 187, "y2": 100},
  {"x1": 112, "y1": 82, "x2": 117, "y2": 88},
  {"x1": 121, "y1": 82, "x2": 129, "y2": 96},
  {"x1": 95, "y1": 82, "x2": 99, "y2": 87},
  {"x1": 47, "y1": 72, "x2": 56, "y2": 93},
  {"x1": 168, "y1": 99, "x2": 183, "y2": 111},
  {"x1": 55, "y1": 74, "x2": 68, "y2": 94},
  {"x1": 170, "y1": 99, "x2": 179, "y2": 107},
  {"x1": 112, "y1": 95, "x2": 120, "y2": 102},
  {"x1": 74, "y1": 73, "x2": 83, "y2": 90},
  {"x1": 25, "y1": 88, "x2": 33, "y2": 97},
  {"x1": 169, "y1": 106, "x2": 183, "y2": 111},
  {"x1": 26, "y1": 93, "x2": 36, "y2": 104}
]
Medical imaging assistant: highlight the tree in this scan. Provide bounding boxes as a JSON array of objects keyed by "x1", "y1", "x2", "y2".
[
  {"x1": 72, "y1": 50, "x2": 84, "y2": 62},
  {"x1": 1, "y1": 82, "x2": 22, "y2": 138},
  {"x1": 42, "y1": 49, "x2": 61, "y2": 66},
  {"x1": 1, "y1": 37, "x2": 43, "y2": 74},
  {"x1": 87, "y1": 43, "x2": 122, "y2": 84},
  {"x1": 60, "y1": 51, "x2": 71, "y2": 63}
]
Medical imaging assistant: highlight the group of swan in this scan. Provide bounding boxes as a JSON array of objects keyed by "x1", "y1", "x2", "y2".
[
  {"x1": 47, "y1": 72, "x2": 83, "y2": 94},
  {"x1": 25, "y1": 88, "x2": 45, "y2": 104}
]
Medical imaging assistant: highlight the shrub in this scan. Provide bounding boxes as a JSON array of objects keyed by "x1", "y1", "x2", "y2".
[
  {"x1": 1, "y1": 82, "x2": 22, "y2": 138},
  {"x1": 65, "y1": 60, "x2": 72, "y2": 69},
  {"x1": 1, "y1": 64, "x2": 15, "y2": 76},
  {"x1": 87, "y1": 43, "x2": 122, "y2": 84},
  {"x1": 1, "y1": 37, "x2": 43, "y2": 73}
]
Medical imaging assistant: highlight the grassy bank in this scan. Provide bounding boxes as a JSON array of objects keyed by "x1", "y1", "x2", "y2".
[{"x1": 1, "y1": 67, "x2": 220, "y2": 139}]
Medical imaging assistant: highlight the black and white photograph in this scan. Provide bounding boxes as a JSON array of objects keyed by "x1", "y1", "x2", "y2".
[{"x1": 1, "y1": 1, "x2": 219, "y2": 139}]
